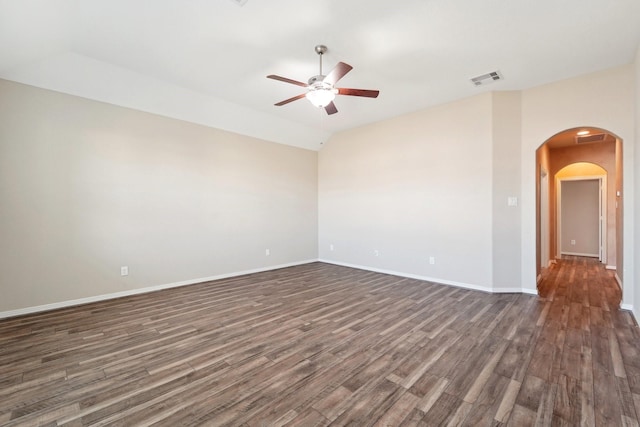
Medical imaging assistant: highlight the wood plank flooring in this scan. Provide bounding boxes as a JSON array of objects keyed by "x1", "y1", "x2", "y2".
[{"x1": 1, "y1": 257, "x2": 639, "y2": 426}]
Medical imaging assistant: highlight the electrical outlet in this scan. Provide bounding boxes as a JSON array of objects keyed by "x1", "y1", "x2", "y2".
[
  {"x1": 374, "y1": 250, "x2": 380, "y2": 257},
  {"x1": 329, "y1": 244, "x2": 334, "y2": 251},
  {"x1": 429, "y1": 257, "x2": 435, "y2": 265},
  {"x1": 570, "y1": 240, "x2": 576, "y2": 245},
  {"x1": 120, "y1": 266, "x2": 129, "y2": 276},
  {"x1": 265, "y1": 249, "x2": 270, "y2": 256}
]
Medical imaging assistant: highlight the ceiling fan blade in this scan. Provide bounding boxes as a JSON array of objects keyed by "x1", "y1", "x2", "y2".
[
  {"x1": 324, "y1": 101, "x2": 338, "y2": 115},
  {"x1": 275, "y1": 93, "x2": 306, "y2": 106},
  {"x1": 324, "y1": 62, "x2": 353, "y2": 85},
  {"x1": 267, "y1": 75, "x2": 308, "y2": 88},
  {"x1": 337, "y1": 88, "x2": 380, "y2": 98}
]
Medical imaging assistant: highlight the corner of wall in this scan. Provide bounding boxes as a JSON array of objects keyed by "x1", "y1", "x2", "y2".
[
  {"x1": 491, "y1": 91, "x2": 523, "y2": 291},
  {"x1": 633, "y1": 43, "x2": 640, "y2": 319}
]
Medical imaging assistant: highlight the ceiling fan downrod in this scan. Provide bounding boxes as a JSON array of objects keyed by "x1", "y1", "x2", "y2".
[{"x1": 314, "y1": 45, "x2": 327, "y2": 78}]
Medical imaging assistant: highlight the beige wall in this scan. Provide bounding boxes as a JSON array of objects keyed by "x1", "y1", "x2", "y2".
[
  {"x1": 635, "y1": 44, "x2": 640, "y2": 321},
  {"x1": 2, "y1": 59, "x2": 638, "y2": 316},
  {"x1": 319, "y1": 94, "x2": 493, "y2": 289},
  {"x1": 0, "y1": 79, "x2": 318, "y2": 314},
  {"x1": 491, "y1": 92, "x2": 522, "y2": 290},
  {"x1": 615, "y1": 138, "x2": 624, "y2": 288},
  {"x1": 319, "y1": 94, "x2": 496, "y2": 290},
  {"x1": 536, "y1": 143, "x2": 551, "y2": 275},
  {"x1": 321, "y1": 64, "x2": 636, "y2": 304}
]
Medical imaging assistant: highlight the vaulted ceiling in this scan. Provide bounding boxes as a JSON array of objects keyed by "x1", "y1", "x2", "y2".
[{"x1": 1, "y1": 0, "x2": 639, "y2": 150}]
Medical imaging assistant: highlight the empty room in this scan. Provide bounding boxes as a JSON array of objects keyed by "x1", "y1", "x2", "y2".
[{"x1": 1, "y1": 0, "x2": 640, "y2": 425}]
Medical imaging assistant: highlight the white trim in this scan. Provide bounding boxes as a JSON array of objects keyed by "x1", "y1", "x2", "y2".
[
  {"x1": 556, "y1": 175, "x2": 607, "y2": 264},
  {"x1": 318, "y1": 259, "x2": 526, "y2": 294},
  {"x1": 540, "y1": 167, "x2": 550, "y2": 269},
  {"x1": 1, "y1": 259, "x2": 547, "y2": 321},
  {"x1": 614, "y1": 272, "x2": 623, "y2": 292},
  {"x1": 621, "y1": 303, "x2": 634, "y2": 311},
  {"x1": 0, "y1": 259, "x2": 318, "y2": 320},
  {"x1": 605, "y1": 265, "x2": 617, "y2": 270},
  {"x1": 560, "y1": 251, "x2": 599, "y2": 258}
]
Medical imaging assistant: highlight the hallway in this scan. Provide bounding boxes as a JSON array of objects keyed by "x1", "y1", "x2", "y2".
[
  {"x1": 534, "y1": 256, "x2": 639, "y2": 425},
  {"x1": 538, "y1": 256, "x2": 622, "y2": 310}
]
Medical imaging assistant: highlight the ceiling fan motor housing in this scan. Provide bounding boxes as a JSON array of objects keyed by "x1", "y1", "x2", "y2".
[
  {"x1": 308, "y1": 75, "x2": 326, "y2": 85},
  {"x1": 307, "y1": 78, "x2": 337, "y2": 95}
]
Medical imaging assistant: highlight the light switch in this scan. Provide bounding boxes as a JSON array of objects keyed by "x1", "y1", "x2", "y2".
[{"x1": 507, "y1": 197, "x2": 518, "y2": 207}]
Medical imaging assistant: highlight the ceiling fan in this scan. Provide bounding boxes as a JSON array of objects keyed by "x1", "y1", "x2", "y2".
[{"x1": 267, "y1": 45, "x2": 379, "y2": 115}]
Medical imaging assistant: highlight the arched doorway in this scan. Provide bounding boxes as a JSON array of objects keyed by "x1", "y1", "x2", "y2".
[{"x1": 535, "y1": 127, "x2": 624, "y2": 294}]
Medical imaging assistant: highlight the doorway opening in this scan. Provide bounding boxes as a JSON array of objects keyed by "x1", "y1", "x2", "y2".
[
  {"x1": 535, "y1": 127, "x2": 623, "y2": 295},
  {"x1": 556, "y1": 170, "x2": 606, "y2": 262}
]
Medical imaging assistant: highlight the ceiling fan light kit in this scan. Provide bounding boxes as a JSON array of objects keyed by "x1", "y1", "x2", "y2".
[
  {"x1": 267, "y1": 45, "x2": 379, "y2": 115},
  {"x1": 305, "y1": 79, "x2": 337, "y2": 108}
]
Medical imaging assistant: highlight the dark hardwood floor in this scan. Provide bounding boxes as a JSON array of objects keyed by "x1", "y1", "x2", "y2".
[{"x1": 1, "y1": 257, "x2": 639, "y2": 426}]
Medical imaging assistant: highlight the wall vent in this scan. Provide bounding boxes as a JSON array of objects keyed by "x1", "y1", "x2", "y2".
[
  {"x1": 470, "y1": 70, "x2": 503, "y2": 86},
  {"x1": 575, "y1": 133, "x2": 607, "y2": 144}
]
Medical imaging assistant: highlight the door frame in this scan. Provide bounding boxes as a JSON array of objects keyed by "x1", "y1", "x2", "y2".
[
  {"x1": 540, "y1": 167, "x2": 550, "y2": 268},
  {"x1": 556, "y1": 175, "x2": 607, "y2": 263}
]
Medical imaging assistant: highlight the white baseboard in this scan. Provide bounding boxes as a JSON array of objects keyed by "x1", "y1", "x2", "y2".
[
  {"x1": 560, "y1": 251, "x2": 599, "y2": 258},
  {"x1": 615, "y1": 275, "x2": 634, "y2": 317},
  {"x1": 0, "y1": 259, "x2": 318, "y2": 320},
  {"x1": 618, "y1": 305, "x2": 637, "y2": 326},
  {"x1": 10, "y1": 258, "x2": 603, "y2": 321},
  {"x1": 606, "y1": 265, "x2": 616, "y2": 270},
  {"x1": 318, "y1": 259, "x2": 528, "y2": 294}
]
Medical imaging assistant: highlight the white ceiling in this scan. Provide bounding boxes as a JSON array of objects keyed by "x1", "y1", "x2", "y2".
[{"x1": 1, "y1": 0, "x2": 639, "y2": 150}]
